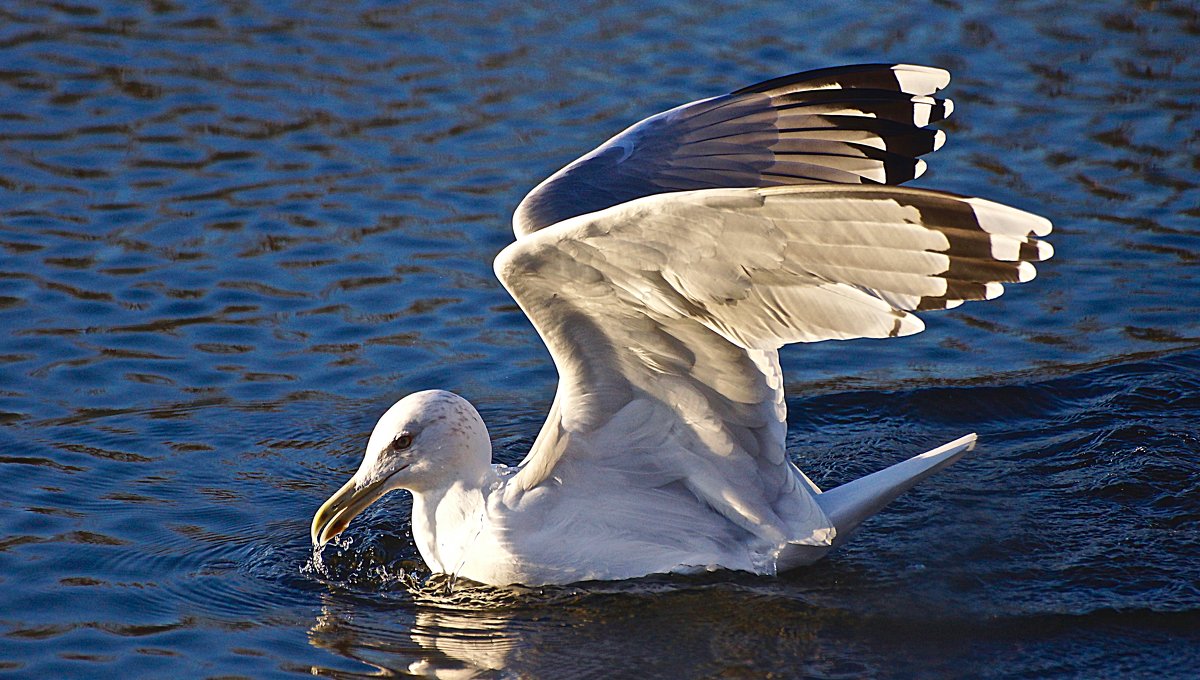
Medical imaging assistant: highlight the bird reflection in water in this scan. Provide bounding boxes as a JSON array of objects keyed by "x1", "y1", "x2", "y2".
[
  {"x1": 304, "y1": 568, "x2": 864, "y2": 678},
  {"x1": 307, "y1": 577, "x2": 529, "y2": 679}
]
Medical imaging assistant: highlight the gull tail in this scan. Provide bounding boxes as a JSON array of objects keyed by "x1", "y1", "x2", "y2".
[
  {"x1": 777, "y1": 433, "x2": 977, "y2": 571},
  {"x1": 817, "y1": 433, "x2": 977, "y2": 547}
]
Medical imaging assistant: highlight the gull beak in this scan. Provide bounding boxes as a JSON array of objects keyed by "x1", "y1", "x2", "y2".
[{"x1": 310, "y1": 475, "x2": 391, "y2": 547}]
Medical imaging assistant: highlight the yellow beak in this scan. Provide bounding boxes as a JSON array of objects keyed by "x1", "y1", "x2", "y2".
[{"x1": 310, "y1": 475, "x2": 391, "y2": 547}]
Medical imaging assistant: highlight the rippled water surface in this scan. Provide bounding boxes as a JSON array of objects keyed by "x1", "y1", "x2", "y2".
[{"x1": 2, "y1": 0, "x2": 1199, "y2": 677}]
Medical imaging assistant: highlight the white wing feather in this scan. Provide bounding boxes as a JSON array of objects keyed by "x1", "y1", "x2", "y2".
[{"x1": 494, "y1": 184, "x2": 1052, "y2": 552}]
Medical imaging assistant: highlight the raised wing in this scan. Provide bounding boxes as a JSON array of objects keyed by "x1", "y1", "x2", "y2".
[
  {"x1": 495, "y1": 185, "x2": 1051, "y2": 547},
  {"x1": 513, "y1": 64, "x2": 953, "y2": 237}
]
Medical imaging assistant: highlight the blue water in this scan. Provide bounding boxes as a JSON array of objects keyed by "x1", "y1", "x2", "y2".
[{"x1": 1, "y1": 0, "x2": 1198, "y2": 677}]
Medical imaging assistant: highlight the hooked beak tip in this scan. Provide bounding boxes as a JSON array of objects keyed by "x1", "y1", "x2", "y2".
[
  {"x1": 311, "y1": 514, "x2": 347, "y2": 548},
  {"x1": 310, "y1": 515, "x2": 329, "y2": 548},
  {"x1": 310, "y1": 473, "x2": 392, "y2": 549}
]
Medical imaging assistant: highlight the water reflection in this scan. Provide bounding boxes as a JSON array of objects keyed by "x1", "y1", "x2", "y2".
[
  {"x1": 311, "y1": 594, "x2": 518, "y2": 678},
  {"x1": 305, "y1": 575, "x2": 867, "y2": 679}
]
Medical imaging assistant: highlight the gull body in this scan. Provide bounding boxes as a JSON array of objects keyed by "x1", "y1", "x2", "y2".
[{"x1": 311, "y1": 64, "x2": 1052, "y2": 587}]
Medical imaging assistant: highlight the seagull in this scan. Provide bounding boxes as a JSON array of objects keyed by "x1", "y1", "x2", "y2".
[{"x1": 311, "y1": 64, "x2": 1053, "y2": 587}]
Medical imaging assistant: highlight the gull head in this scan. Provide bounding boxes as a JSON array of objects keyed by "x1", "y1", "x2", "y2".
[{"x1": 310, "y1": 390, "x2": 492, "y2": 547}]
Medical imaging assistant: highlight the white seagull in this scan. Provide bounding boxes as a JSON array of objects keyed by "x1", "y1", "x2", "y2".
[{"x1": 311, "y1": 64, "x2": 1053, "y2": 586}]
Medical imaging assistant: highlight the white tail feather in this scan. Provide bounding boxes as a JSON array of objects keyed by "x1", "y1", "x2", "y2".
[{"x1": 817, "y1": 433, "x2": 977, "y2": 547}]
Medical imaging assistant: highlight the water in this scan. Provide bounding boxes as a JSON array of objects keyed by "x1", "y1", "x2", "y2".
[{"x1": 1, "y1": 0, "x2": 1198, "y2": 676}]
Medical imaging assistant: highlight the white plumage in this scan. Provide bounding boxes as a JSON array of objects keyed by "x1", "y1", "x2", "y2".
[{"x1": 311, "y1": 64, "x2": 1053, "y2": 586}]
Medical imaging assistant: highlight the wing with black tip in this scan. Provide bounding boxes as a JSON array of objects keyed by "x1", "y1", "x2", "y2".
[{"x1": 513, "y1": 64, "x2": 953, "y2": 237}]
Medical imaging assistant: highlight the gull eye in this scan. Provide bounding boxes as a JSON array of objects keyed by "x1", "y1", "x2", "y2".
[{"x1": 392, "y1": 432, "x2": 413, "y2": 451}]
